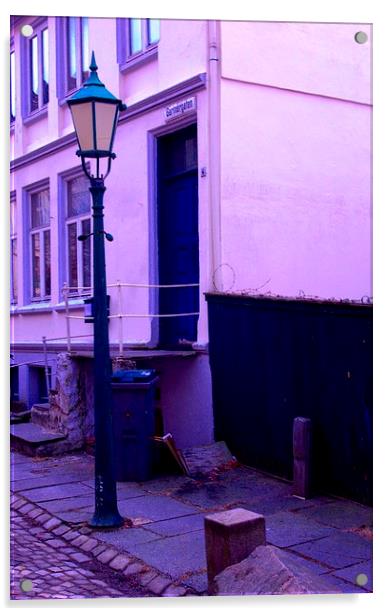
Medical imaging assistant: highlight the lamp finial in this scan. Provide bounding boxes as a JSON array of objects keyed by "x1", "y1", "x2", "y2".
[{"x1": 90, "y1": 51, "x2": 98, "y2": 73}]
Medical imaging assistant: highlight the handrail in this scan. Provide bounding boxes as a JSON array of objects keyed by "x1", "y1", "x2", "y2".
[{"x1": 40, "y1": 281, "x2": 202, "y2": 354}]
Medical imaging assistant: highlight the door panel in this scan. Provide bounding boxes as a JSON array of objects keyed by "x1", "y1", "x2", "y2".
[{"x1": 157, "y1": 125, "x2": 199, "y2": 347}]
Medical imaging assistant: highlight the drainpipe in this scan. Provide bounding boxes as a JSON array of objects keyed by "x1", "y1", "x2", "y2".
[{"x1": 208, "y1": 20, "x2": 223, "y2": 292}]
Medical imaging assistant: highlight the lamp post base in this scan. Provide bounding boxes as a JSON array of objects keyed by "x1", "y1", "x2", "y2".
[{"x1": 89, "y1": 511, "x2": 124, "y2": 529}]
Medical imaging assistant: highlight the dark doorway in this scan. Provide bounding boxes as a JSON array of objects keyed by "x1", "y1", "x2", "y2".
[{"x1": 157, "y1": 124, "x2": 199, "y2": 348}]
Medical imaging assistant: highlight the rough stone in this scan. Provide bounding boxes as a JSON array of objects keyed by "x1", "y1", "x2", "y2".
[{"x1": 213, "y1": 545, "x2": 340, "y2": 595}]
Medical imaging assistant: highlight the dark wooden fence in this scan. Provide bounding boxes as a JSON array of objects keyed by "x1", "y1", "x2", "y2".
[{"x1": 206, "y1": 293, "x2": 372, "y2": 505}]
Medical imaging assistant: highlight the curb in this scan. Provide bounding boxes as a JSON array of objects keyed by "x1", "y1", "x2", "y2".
[{"x1": 11, "y1": 493, "x2": 201, "y2": 598}]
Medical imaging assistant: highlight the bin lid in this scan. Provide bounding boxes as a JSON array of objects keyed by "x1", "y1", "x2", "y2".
[{"x1": 112, "y1": 369, "x2": 157, "y2": 383}]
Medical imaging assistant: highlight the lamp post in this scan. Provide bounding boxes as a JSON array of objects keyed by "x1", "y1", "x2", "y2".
[{"x1": 67, "y1": 52, "x2": 126, "y2": 528}]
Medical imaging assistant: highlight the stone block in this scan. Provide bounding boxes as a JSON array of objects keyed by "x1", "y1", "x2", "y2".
[{"x1": 204, "y1": 508, "x2": 266, "y2": 590}]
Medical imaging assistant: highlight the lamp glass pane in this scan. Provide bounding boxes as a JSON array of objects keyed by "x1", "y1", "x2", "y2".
[
  {"x1": 70, "y1": 102, "x2": 94, "y2": 151},
  {"x1": 94, "y1": 102, "x2": 117, "y2": 152}
]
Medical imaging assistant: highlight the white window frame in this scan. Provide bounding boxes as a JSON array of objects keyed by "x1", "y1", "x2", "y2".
[
  {"x1": 56, "y1": 16, "x2": 89, "y2": 101},
  {"x1": 21, "y1": 17, "x2": 49, "y2": 120},
  {"x1": 29, "y1": 185, "x2": 51, "y2": 301},
  {"x1": 10, "y1": 45, "x2": 16, "y2": 125},
  {"x1": 116, "y1": 18, "x2": 160, "y2": 72},
  {"x1": 10, "y1": 193, "x2": 17, "y2": 305},
  {"x1": 62, "y1": 171, "x2": 92, "y2": 296}
]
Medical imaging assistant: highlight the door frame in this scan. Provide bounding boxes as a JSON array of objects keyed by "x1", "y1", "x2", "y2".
[{"x1": 147, "y1": 116, "x2": 198, "y2": 348}]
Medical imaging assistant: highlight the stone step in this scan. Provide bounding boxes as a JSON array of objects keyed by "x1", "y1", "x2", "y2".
[
  {"x1": 10, "y1": 409, "x2": 31, "y2": 425},
  {"x1": 10, "y1": 422, "x2": 66, "y2": 457},
  {"x1": 30, "y1": 403, "x2": 51, "y2": 429}
]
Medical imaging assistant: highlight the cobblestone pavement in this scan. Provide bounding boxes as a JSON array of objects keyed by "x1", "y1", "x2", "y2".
[{"x1": 10, "y1": 507, "x2": 150, "y2": 601}]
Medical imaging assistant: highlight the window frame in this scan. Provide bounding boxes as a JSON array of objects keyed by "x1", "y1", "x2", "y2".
[
  {"x1": 23, "y1": 179, "x2": 51, "y2": 304},
  {"x1": 59, "y1": 167, "x2": 92, "y2": 297},
  {"x1": 116, "y1": 18, "x2": 160, "y2": 72},
  {"x1": 56, "y1": 16, "x2": 89, "y2": 102},
  {"x1": 21, "y1": 17, "x2": 49, "y2": 122},
  {"x1": 10, "y1": 43, "x2": 16, "y2": 126},
  {"x1": 10, "y1": 192, "x2": 17, "y2": 305}
]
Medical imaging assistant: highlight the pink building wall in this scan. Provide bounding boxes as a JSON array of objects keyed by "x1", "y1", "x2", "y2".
[{"x1": 218, "y1": 21, "x2": 372, "y2": 300}]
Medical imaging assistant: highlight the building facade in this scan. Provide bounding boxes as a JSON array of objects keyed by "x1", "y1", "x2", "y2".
[{"x1": 10, "y1": 17, "x2": 372, "y2": 454}]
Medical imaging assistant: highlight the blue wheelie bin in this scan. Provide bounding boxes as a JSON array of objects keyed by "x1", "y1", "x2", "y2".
[{"x1": 111, "y1": 369, "x2": 159, "y2": 481}]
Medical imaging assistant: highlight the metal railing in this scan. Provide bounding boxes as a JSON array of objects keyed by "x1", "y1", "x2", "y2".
[{"x1": 42, "y1": 281, "x2": 200, "y2": 356}]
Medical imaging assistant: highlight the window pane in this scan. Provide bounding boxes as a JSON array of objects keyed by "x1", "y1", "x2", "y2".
[
  {"x1": 42, "y1": 28, "x2": 49, "y2": 104},
  {"x1": 130, "y1": 19, "x2": 142, "y2": 54},
  {"x1": 67, "y1": 176, "x2": 90, "y2": 217},
  {"x1": 148, "y1": 19, "x2": 160, "y2": 45},
  {"x1": 31, "y1": 189, "x2": 50, "y2": 228},
  {"x1": 44, "y1": 230, "x2": 51, "y2": 296},
  {"x1": 11, "y1": 238, "x2": 17, "y2": 302},
  {"x1": 67, "y1": 17, "x2": 77, "y2": 90},
  {"x1": 81, "y1": 218, "x2": 91, "y2": 289},
  {"x1": 32, "y1": 233, "x2": 40, "y2": 297},
  {"x1": 30, "y1": 36, "x2": 39, "y2": 111},
  {"x1": 67, "y1": 222, "x2": 78, "y2": 289},
  {"x1": 10, "y1": 51, "x2": 16, "y2": 122},
  {"x1": 81, "y1": 17, "x2": 89, "y2": 80}
]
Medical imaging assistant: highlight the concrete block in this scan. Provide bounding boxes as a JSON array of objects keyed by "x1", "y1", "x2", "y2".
[{"x1": 204, "y1": 508, "x2": 266, "y2": 590}]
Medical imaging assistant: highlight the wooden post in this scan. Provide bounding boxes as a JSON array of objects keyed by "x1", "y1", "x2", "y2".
[{"x1": 293, "y1": 417, "x2": 312, "y2": 498}]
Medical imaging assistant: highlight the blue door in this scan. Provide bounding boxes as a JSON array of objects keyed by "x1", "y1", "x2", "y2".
[{"x1": 157, "y1": 124, "x2": 199, "y2": 348}]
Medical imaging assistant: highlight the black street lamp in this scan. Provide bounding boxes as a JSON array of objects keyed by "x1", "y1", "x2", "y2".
[{"x1": 67, "y1": 52, "x2": 126, "y2": 528}]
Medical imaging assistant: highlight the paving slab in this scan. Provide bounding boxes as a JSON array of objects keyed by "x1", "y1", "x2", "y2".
[
  {"x1": 266, "y1": 511, "x2": 334, "y2": 548},
  {"x1": 12, "y1": 472, "x2": 92, "y2": 492},
  {"x1": 53, "y1": 509, "x2": 93, "y2": 524},
  {"x1": 37, "y1": 494, "x2": 95, "y2": 513},
  {"x1": 138, "y1": 475, "x2": 196, "y2": 494},
  {"x1": 18, "y1": 482, "x2": 94, "y2": 503},
  {"x1": 294, "y1": 501, "x2": 373, "y2": 530},
  {"x1": 321, "y1": 575, "x2": 369, "y2": 594},
  {"x1": 109, "y1": 494, "x2": 199, "y2": 522},
  {"x1": 276, "y1": 549, "x2": 330, "y2": 576},
  {"x1": 144, "y1": 513, "x2": 206, "y2": 537},
  {"x1": 329, "y1": 560, "x2": 373, "y2": 592},
  {"x1": 91, "y1": 527, "x2": 161, "y2": 550},
  {"x1": 289, "y1": 531, "x2": 372, "y2": 569},
  {"x1": 127, "y1": 530, "x2": 207, "y2": 578},
  {"x1": 182, "y1": 571, "x2": 208, "y2": 593}
]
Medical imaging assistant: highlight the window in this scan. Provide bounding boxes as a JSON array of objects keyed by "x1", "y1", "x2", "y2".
[
  {"x1": 10, "y1": 196, "x2": 17, "y2": 304},
  {"x1": 57, "y1": 17, "x2": 89, "y2": 98},
  {"x1": 22, "y1": 20, "x2": 49, "y2": 116},
  {"x1": 117, "y1": 18, "x2": 160, "y2": 70},
  {"x1": 65, "y1": 175, "x2": 92, "y2": 294},
  {"x1": 10, "y1": 50, "x2": 16, "y2": 124},
  {"x1": 29, "y1": 187, "x2": 51, "y2": 300}
]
